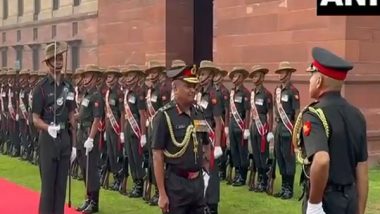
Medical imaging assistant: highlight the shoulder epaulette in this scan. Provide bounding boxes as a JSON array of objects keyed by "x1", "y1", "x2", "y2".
[
  {"x1": 159, "y1": 101, "x2": 175, "y2": 112},
  {"x1": 292, "y1": 101, "x2": 319, "y2": 149}
]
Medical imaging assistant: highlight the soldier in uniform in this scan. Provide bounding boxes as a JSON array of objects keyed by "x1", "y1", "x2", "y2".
[
  {"x1": 213, "y1": 68, "x2": 229, "y2": 181},
  {"x1": 152, "y1": 65, "x2": 210, "y2": 214},
  {"x1": 144, "y1": 61, "x2": 168, "y2": 204},
  {"x1": 27, "y1": 70, "x2": 40, "y2": 163},
  {"x1": 75, "y1": 65, "x2": 105, "y2": 213},
  {"x1": 196, "y1": 60, "x2": 224, "y2": 214},
  {"x1": 120, "y1": 64, "x2": 147, "y2": 198},
  {"x1": 18, "y1": 69, "x2": 31, "y2": 160},
  {"x1": 0, "y1": 69, "x2": 7, "y2": 153},
  {"x1": 247, "y1": 65, "x2": 274, "y2": 192},
  {"x1": 293, "y1": 47, "x2": 368, "y2": 214},
  {"x1": 31, "y1": 42, "x2": 77, "y2": 214},
  {"x1": 273, "y1": 61, "x2": 300, "y2": 199},
  {"x1": 227, "y1": 67, "x2": 251, "y2": 186},
  {"x1": 7, "y1": 68, "x2": 20, "y2": 157},
  {"x1": 104, "y1": 66, "x2": 124, "y2": 191}
]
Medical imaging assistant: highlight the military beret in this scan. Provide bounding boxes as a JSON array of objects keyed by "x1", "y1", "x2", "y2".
[
  {"x1": 167, "y1": 65, "x2": 199, "y2": 84},
  {"x1": 309, "y1": 47, "x2": 353, "y2": 80}
]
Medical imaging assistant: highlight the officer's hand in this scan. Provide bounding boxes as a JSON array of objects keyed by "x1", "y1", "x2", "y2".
[
  {"x1": 70, "y1": 147, "x2": 77, "y2": 164},
  {"x1": 306, "y1": 201, "x2": 326, "y2": 214},
  {"x1": 224, "y1": 127, "x2": 229, "y2": 136},
  {"x1": 158, "y1": 193, "x2": 170, "y2": 213},
  {"x1": 243, "y1": 129, "x2": 250, "y2": 140},
  {"x1": 47, "y1": 125, "x2": 60, "y2": 139},
  {"x1": 214, "y1": 146, "x2": 223, "y2": 159},
  {"x1": 266, "y1": 132, "x2": 274, "y2": 142},
  {"x1": 120, "y1": 133, "x2": 125, "y2": 144},
  {"x1": 140, "y1": 135, "x2": 147, "y2": 148},
  {"x1": 84, "y1": 138, "x2": 94, "y2": 155}
]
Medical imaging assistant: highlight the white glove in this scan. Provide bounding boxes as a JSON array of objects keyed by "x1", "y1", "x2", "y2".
[
  {"x1": 266, "y1": 132, "x2": 274, "y2": 142},
  {"x1": 243, "y1": 129, "x2": 250, "y2": 140},
  {"x1": 84, "y1": 138, "x2": 94, "y2": 154},
  {"x1": 16, "y1": 114, "x2": 19, "y2": 121},
  {"x1": 103, "y1": 132, "x2": 107, "y2": 140},
  {"x1": 140, "y1": 134, "x2": 147, "y2": 147},
  {"x1": 120, "y1": 133, "x2": 125, "y2": 144},
  {"x1": 306, "y1": 201, "x2": 326, "y2": 214},
  {"x1": 203, "y1": 171, "x2": 210, "y2": 197},
  {"x1": 47, "y1": 124, "x2": 60, "y2": 139},
  {"x1": 70, "y1": 147, "x2": 77, "y2": 164},
  {"x1": 214, "y1": 146, "x2": 223, "y2": 159},
  {"x1": 224, "y1": 127, "x2": 229, "y2": 136}
]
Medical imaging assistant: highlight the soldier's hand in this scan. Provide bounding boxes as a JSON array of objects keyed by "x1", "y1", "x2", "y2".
[
  {"x1": 243, "y1": 129, "x2": 250, "y2": 140},
  {"x1": 306, "y1": 201, "x2": 326, "y2": 214},
  {"x1": 120, "y1": 133, "x2": 125, "y2": 144},
  {"x1": 47, "y1": 124, "x2": 60, "y2": 139},
  {"x1": 214, "y1": 146, "x2": 223, "y2": 159},
  {"x1": 158, "y1": 193, "x2": 170, "y2": 213},
  {"x1": 266, "y1": 132, "x2": 274, "y2": 142},
  {"x1": 140, "y1": 135, "x2": 147, "y2": 147},
  {"x1": 84, "y1": 138, "x2": 94, "y2": 155}
]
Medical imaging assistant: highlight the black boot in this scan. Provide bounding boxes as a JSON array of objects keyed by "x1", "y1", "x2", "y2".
[
  {"x1": 260, "y1": 169, "x2": 268, "y2": 193},
  {"x1": 129, "y1": 179, "x2": 143, "y2": 198},
  {"x1": 255, "y1": 170, "x2": 264, "y2": 192},
  {"x1": 76, "y1": 198, "x2": 90, "y2": 212},
  {"x1": 149, "y1": 186, "x2": 159, "y2": 206},
  {"x1": 274, "y1": 175, "x2": 286, "y2": 198},
  {"x1": 208, "y1": 204, "x2": 218, "y2": 214},
  {"x1": 281, "y1": 175, "x2": 294, "y2": 200},
  {"x1": 82, "y1": 200, "x2": 98, "y2": 214}
]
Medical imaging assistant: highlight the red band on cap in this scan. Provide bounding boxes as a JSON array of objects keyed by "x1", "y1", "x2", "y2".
[
  {"x1": 312, "y1": 60, "x2": 347, "y2": 80},
  {"x1": 182, "y1": 68, "x2": 192, "y2": 77}
]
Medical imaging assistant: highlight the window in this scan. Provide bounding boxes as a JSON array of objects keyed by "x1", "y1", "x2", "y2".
[
  {"x1": 18, "y1": 0, "x2": 24, "y2": 17},
  {"x1": 52, "y1": 25, "x2": 57, "y2": 39},
  {"x1": 34, "y1": 0, "x2": 40, "y2": 20},
  {"x1": 72, "y1": 22, "x2": 78, "y2": 36},
  {"x1": 1, "y1": 49, "x2": 7, "y2": 67},
  {"x1": 32, "y1": 48, "x2": 40, "y2": 71},
  {"x1": 33, "y1": 28, "x2": 38, "y2": 41},
  {"x1": 2, "y1": 32, "x2": 6, "y2": 44},
  {"x1": 53, "y1": 0, "x2": 59, "y2": 10},
  {"x1": 17, "y1": 30, "x2": 21, "y2": 42},
  {"x1": 16, "y1": 47, "x2": 23, "y2": 69},
  {"x1": 71, "y1": 46, "x2": 79, "y2": 72},
  {"x1": 3, "y1": 0, "x2": 8, "y2": 19},
  {"x1": 74, "y1": 0, "x2": 81, "y2": 6}
]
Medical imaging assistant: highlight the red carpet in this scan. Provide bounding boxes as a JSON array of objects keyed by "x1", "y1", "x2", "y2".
[{"x1": 0, "y1": 178, "x2": 79, "y2": 214}]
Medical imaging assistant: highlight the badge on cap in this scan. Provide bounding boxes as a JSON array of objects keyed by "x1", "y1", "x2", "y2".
[{"x1": 303, "y1": 121, "x2": 311, "y2": 137}]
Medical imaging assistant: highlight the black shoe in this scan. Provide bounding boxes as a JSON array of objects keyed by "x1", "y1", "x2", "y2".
[
  {"x1": 76, "y1": 199, "x2": 90, "y2": 212},
  {"x1": 281, "y1": 188, "x2": 293, "y2": 200},
  {"x1": 273, "y1": 188, "x2": 285, "y2": 198},
  {"x1": 110, "y1": 181, "x2": 120, "y2": 191},
  {"x1": 129, "y1": 181, "x2": 143, "y2": 198},
  {"x1": 149, "y1": 193, "x2": 158, "y2": 206},
  {"x1": 232, "y1": 178, "x2": 245, "y2": 187},
  {"x1": 82, "y1": 200, "x2": 98, "y2": 213}
]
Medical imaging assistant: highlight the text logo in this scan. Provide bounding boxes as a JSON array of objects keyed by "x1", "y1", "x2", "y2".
[{"x1": 317, "y1": 0, "x2": 380, "y2": 15}]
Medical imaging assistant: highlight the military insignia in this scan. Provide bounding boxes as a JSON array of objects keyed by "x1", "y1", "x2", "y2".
[
  {"x1": 211, "y1": 98, "x2": 217, "y2": 105},
  {"x1": 67, "y1": 92, "x2": 74, "y2": 101},
  {"x1": 194, "y1": 120, "x2": 208, "y2": 132},
  {"x1": 57, "y1": 97, "x2": 63, "y2": 106},
  {"x1": 151, "y1": 95, "x2": 158, "y2": 102},
  {"x1": 109, "y1": 99, "x2": 116, "y2": 106},
  {"x1": 281, "y1": 94, "x2": 289, "y2": 102},
  {"x1": 200, "y1": 99, "x2": 209, "y2": 109},
  {"x1": 128, "y1": 95, "x2": 136, "y2": 104},
  {"x1": 295, "y1": 94, "x2": 299, "y2": 100},
  {"x1": 303, "y1": 121, "x2": 311, "y2": 136},
  {"x1": 255, "y1": 98, "x2": 264, "y2": 106},
  {"x1": 81, "y1": 98, "x2": 89, "y2": 107},
  {"x1": 234, "y1": 96, "x2": 242, "y2": 103},
  {"x1": 162, "y1": 96, "x2": 167, "y2": 101}
]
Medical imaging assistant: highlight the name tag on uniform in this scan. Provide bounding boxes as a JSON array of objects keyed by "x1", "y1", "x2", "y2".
[
  {"x1": 200, "y1": 99, "x2": 209, "y2": 109},
  {"x1": 109, "y1": 99, "x2": 116, "y2": 106},
  {"x1": 151, "y1": 94, "x2": 158, "y2": 103},
  {"x1": 281, "y1": 94, "x2": 289, "y2": 102},
  {"x1": 81, "y1": 98, "x2": 90, "y2": 107},
  {"x1": 128, "y1": 95, "x2": 136, "y2": 104},
  {"x1": 234, "y1": 96, "x2": 243, "y2": 103},
  {"x1": 57, "y1": 97, "x2": 63, "y2": 106},
  {"x1": 255, "y1": 98, "x2": 264, "y2": 106},
  {"x1": 20, "y1": 92, "x2": 25, "y2": 98},
  {"x1": 67, "y1": 92, "x2": 74, "y2": 101}
]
